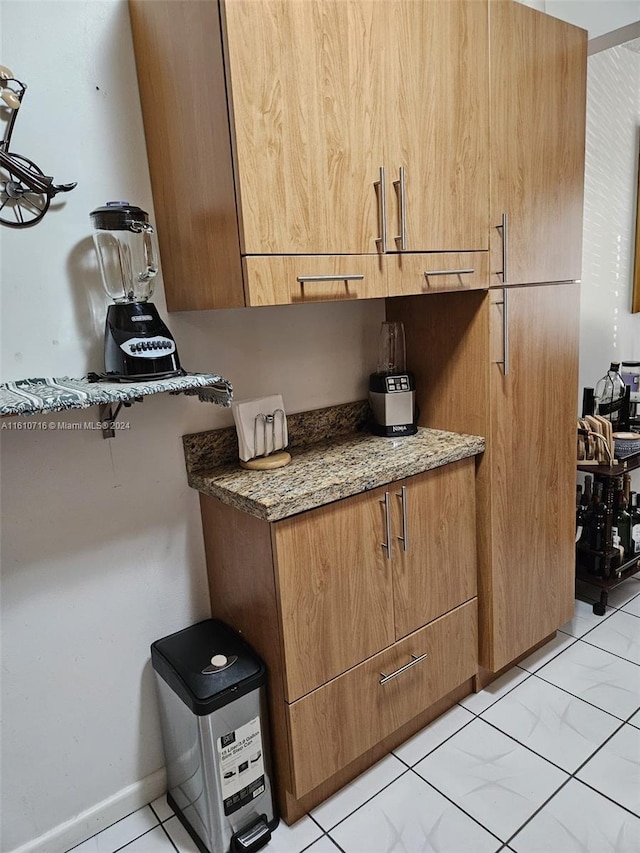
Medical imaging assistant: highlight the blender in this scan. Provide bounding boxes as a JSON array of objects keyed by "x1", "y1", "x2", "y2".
[
  {"x1": 90, "y1": 202, "x2": 182, "y2": 381},
  {"x1": 369, "y1": 321, "x2": 417, "y2": 436}
]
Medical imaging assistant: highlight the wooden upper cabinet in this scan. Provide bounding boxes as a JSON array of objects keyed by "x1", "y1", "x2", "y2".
[
  {"x1": 223, "y1": 0, "x2": 385, "y2": 255},
  {"x1": 386, "y1": 0, "x2": 489, "y2": 252},
  {"x1": 489, "y1": 0, "x2": 587, "y2": 286}
]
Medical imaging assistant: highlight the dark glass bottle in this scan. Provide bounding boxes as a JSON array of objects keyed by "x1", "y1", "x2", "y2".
[
  {"x1": 617, "y1": 494, "x2": 632, "y2": 560},
  {"x1": 631, "y1": 493, "x2": 640, "y2": 556}
]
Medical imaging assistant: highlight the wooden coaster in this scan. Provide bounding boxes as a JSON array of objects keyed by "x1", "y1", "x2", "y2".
[{"x1": 240, "y1": 451, "x2": 292, "y2": 470}]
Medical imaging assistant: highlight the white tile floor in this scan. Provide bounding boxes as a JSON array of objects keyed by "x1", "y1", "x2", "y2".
[{"x1": 67, "y1": 578, "x2": 640, "y2": 853}]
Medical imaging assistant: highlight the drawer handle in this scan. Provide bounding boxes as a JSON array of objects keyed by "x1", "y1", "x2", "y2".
[
  {"x1": 297, "y1": 275, "x2": 364, "y2": 284},
  {"x1": 424, "y1": 268, "x2": 475, "y2": 277},
  {"x1": 379, "y1": 652, "x2": 428, "y2": 685}
]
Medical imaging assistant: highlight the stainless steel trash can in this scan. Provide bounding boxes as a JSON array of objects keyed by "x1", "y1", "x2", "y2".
[{"x1": 151, "y1": 619, "x2": 278, "y2": 853}]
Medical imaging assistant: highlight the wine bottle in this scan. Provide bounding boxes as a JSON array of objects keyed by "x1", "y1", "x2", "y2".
[
  {"x1": 631, "y1": 493, "x2": 640, "y2": 556},
  {"x1": 594, "y1": 362, "x2": 626, "y2": 424},
  {"x1": 589, "y1": 483, "x2": 607, "y2": 553},
  {"x1": 615, "y1": 489, "x2": 632, "y2": 560}
]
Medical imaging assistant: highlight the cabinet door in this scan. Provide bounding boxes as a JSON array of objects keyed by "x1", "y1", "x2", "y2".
[
  {"x1": 490, "y1": 0, "x2": 587, "y2": 286},
  {"x1": 385, "y1": 0, "x2": 489, "y2": 252},
  {"x1": 484, "y1": 283, "x2": 579, "y2": 671},
  {"x1": 223, "y1": 0, "x2": 385, "y2": 255},
  {"x1": 272, "y1": 485, "x2": 395, "y2": 702},
  {"x1": 392, "y1": 459, "x2": 477, "y2": 640}
]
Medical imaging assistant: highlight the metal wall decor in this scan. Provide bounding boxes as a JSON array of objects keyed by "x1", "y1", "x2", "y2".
[{"x1": 0, "y1": 66, "x2": 76, "y2": 227}]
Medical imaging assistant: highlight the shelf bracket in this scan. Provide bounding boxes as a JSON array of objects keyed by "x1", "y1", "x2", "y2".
[{"x1": 98, "y1": 397, "x2": 142, "y2": 439}]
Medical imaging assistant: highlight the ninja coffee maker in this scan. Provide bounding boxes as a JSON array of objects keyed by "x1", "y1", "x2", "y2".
[
  {"x1": 90, "y1": 202, "x2": 182, "y2": 381},
  {"x1": 369, "y1": 321, "x2": 417, "y2": 436}
]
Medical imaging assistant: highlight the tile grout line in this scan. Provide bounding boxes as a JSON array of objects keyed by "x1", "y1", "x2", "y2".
[
  {"x1": 157, "y1": 821, "x2": 180, "y2": 853},
  {"x1": 64, "y1": 806, "x2": 160, "y2": 853},
  {"x1": 314, "y1": 767, "x2": 413, "y2": 835},
  {"x1": 525, "y1": 668, "x2": 633, "y2": 723},
  {"x1": 408, "y1": 768, "x2": 505, "y2": 848},
  {"x1": 112, "y1": 824, "x2": 167, "y2": 853},
  {"x1": 502, "y1": 717, "x2": 640, "y2": 847}
]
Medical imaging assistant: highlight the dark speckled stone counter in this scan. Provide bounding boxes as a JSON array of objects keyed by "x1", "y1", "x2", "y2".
[{"x1": 184, "y1": 402, "x2": 484, "y2": 521}]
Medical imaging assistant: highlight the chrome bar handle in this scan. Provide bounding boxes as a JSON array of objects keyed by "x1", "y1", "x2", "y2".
[
  {"x1": 498, "y1": 212, "x2": 509, "y2": 284},
  {"x1": 496, "y1": 287, "x2": 510, "y2": 376},
  {"x1": 374, "y1": 166, "x2": 387, "y2": 254},
  {"x1": 424, "y1": 268, "x2": 475, "y2": 277},
  {"x1": 503, "y1": 286, "x2": 510, "y2": 375},
  {"x1": 379, "y1": 652, "x2": 428, "y2": 685},
  {"x1": 393, "y1": 166, "x2": 407, "y2": 251},
  {"x1": 297, "y1": 274, "x2": 364, "y2": 283},
  {"x1": 380, "y1": 491, "x2": 392, "y2": 559},
  {"x1": 396, "y1": 486, "x2": 408, "y2": 552}
]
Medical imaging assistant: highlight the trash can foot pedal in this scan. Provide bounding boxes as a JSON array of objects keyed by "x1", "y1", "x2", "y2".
[{"x1": 230, "y1": 816, "x2": 272, "y2": 852}]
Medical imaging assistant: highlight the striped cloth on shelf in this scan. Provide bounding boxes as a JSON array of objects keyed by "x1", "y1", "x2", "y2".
[{"x1": 0, "y1": 373, "x2": 233, "y2": 417}]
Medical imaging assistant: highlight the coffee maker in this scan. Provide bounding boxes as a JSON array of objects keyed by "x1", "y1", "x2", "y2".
[
  {"x1": 369, "y1": 321, "x2": 417, "y2": 436},
  {"x1": 90, "y1": 202, "x2": 182, "y2": 381}
]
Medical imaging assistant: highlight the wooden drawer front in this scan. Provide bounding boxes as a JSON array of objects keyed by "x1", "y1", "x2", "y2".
[
  {"x1": 286, "y1": 599, "x2": 477, "y2": 797},
  {"x1": 388, "y1": 252, "x2": 488, "y2": 297},
  {"x1": 243, "y1": 255, "x2": 387, "y2": 306}
]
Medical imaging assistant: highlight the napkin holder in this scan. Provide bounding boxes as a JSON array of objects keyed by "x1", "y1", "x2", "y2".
[{"x1": 232, "y1": 395, "x2": 291, "y2": 470}]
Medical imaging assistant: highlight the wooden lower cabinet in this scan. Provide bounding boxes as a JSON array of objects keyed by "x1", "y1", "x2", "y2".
[
  {"x1": 287, "y1": 600, "x2": 477, "y2": 797},
  {"x1": 199, "y1": 459, "x2": 478, "y2": 823}
]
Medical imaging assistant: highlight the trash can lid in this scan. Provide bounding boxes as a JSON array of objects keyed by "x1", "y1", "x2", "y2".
[{"x1": 151, "y1": 619, "x2": 266, "y2": 716}]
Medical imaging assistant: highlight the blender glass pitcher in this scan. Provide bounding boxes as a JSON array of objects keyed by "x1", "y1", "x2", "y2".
[
  {"x1": 90, "y1": 202, "x2": 158, "y2": 303},
  {"x1": 377, "y1": 321, "x2": 406, "y2": 374}
]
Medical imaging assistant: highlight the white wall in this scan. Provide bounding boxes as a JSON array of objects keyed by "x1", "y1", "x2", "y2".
[
  {"x1": 546, "y1": 0, "x2": 640, "y2": 38},
  {"x1": 518, "y1": 0, "x2": 640, "y2": 37},
  {"x1": 580, "y1": 41, "x2": 640, "y2": 397},
  {"x1": 0, "y1": 3, "x2": 383, "y2": 852}
]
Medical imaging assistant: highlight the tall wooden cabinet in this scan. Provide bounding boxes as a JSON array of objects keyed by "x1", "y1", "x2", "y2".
[
  {"x1": 389, "y1": 282, "x2": 581, "y2": 674},
  {"x1": 489, "y1": 0, "x2": 587, "y2": 286},
  {"x1": 129, "y1": 0, "x2": 490, "y2": 309}
]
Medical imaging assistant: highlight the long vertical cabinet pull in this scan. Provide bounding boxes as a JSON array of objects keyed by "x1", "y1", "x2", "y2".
[
  {"x1": 374, "y1": 167, "x2": 388, "y2": 254},
  {"x1": 499, "y1": 212, "x2": 509, "y2": 284},
  {"x1": 380, "y1": 491, "x2": 392, "y2": 559},
  {"x1": 393, "y1": 167, "x2": 407, "y2": 250},
  {"x1": 495, "y1": 287, "x2": 511, "y2": 376},
  {"x1": 396, "y1": 486, "x2": 408, "y2": 551},
  {"x1": 495, "y1": 214, "x2": 510, "y2": 375}
]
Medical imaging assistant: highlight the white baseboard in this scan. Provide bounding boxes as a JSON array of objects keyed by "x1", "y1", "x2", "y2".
[{"x1": 8, "y1": 767, "x2": 167, "y2": 853}]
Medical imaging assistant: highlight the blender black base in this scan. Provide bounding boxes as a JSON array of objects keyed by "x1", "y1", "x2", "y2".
[{"x1": 370, "y1": 422, "x2": 418, "y2": 437}]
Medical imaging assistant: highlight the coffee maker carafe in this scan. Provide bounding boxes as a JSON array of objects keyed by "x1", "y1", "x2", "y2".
[
  {"x1": 369, "y1": 321, "x2": 417, "y2": 436},
  {"x1": 90, "y1": 202, "x2": 182, "y2": 381}
]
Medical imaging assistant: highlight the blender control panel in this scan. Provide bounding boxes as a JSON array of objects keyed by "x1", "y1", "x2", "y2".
[
  {"x1": 121, "y1": 337, "x2": 176, "y2": 358},
  {"x1": 385, "y1": 375, "x2": 411, "y2": 392}
]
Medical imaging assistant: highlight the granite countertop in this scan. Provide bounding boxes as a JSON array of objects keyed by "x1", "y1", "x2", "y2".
[{"x1": 184, "y1": 403, "x2": 484, "y2": 521}]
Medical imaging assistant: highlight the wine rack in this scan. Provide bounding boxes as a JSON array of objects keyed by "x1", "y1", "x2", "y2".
[{"x1": 576, "y1": 450, "x2": 640, "y2": 614}]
